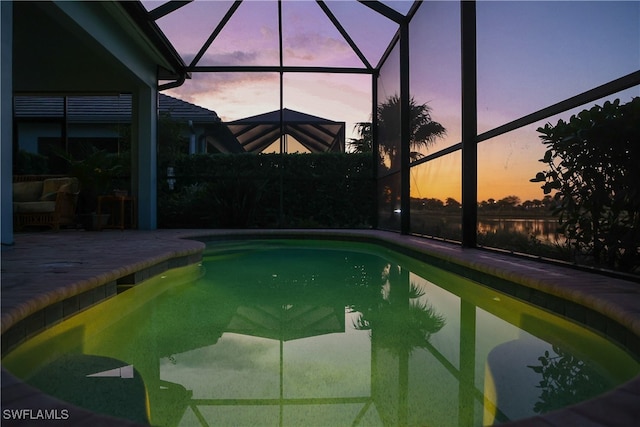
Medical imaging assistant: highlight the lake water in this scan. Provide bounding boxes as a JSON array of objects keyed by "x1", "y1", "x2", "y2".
[
  {"x1": 411, "y1": 211, "x2": 563, "y2": 244},
  {"x1": 478, "y1": 217, "x2": 563, "y2": 243}
]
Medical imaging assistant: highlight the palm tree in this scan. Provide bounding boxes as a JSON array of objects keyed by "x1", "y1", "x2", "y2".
[
  {"x1": 379, "y1": 95, "x2": 446, "y2": 169},
  {"x1": 352, "y1": 262, "x2": 445, "y2": 355},
  {"x1": 349, "y1": 95, "x2": 446, "y2": 166},
  {"x1": 349, "y1": 96, "x2": 446, "y2": 227},
  {"x1": 347, "y1": 122, "x2": 372, "y2": 153}
]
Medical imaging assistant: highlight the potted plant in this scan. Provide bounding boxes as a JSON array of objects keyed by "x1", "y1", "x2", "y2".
[{"x1": 57, "y1": 147, "x2": 125, "y2": 229}]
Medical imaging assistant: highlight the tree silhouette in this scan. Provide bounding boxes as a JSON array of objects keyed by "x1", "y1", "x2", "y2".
[
  {"x1": 527, "y1": 346, "x2": 608, "y2": 414},
  {"x1": 348, "y1": 95, "x2": 446, "y2": 165},
  {"x1": 348, "y1": 122, "x2": 372, "y2": 153},
  {"x1": 445, "y1": 197, "x2": 461, "y2": 209},
  {"x1": 531, "y1": 97, "x2": 640, "y2": 272},
  {"x1": 351, "y1": 262, "x2": 445, "y2": 356},
  {"x1": 351, "y1": 95, "x2": 446, "y2": 228}
]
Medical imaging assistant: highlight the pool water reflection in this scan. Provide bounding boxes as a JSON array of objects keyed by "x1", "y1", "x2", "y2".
[{"x1": 3, "y1": 240, "x2": 638, "y2": 426}]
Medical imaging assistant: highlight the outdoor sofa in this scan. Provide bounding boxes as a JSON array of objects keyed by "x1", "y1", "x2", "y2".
[{"x1": 12, "y1": 175, "x2": 79, "y2": 231}]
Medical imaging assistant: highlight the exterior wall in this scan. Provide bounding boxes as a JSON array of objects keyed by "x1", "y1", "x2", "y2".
[
  {"x1": 69, "y1": 124, "x2": 122, "y2": 140},
  {"x1": 15, "y1": 123, "x2": 63, "y2": 154},
  {"x1": 16, "y1": 121, "x2": 212, "y2": 155},
  {"x1": 17, "y1": 124, "x2": 121, "y2": 154}
]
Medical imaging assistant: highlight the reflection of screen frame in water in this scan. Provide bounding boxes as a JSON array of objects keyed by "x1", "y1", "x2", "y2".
[{"x1": 3, "y1": 239, "x2": 638, "y2": 427}]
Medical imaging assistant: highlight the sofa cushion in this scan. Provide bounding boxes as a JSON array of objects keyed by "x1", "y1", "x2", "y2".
[
  {"x1": 42, "y1": 177, "x2": 79, "y2": 195},
  {"x1": 13, "y1": 181, "x2": 44, "y2": 203},
  {"x1": 14, "y1": 201, "x2": 57, "y2": 213},
  {"x1": 39, "y1": 192, "x2": 58, "y2": 201}
]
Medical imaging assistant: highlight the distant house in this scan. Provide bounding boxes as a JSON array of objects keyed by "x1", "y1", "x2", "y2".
[{"x1": 13, "y1": 93, "x2": 243, "y2": 171}]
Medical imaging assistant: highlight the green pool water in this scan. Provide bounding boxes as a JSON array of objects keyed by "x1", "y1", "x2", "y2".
[{"x1": 3, "y1": 239, "x2": 639, "y2": 426}]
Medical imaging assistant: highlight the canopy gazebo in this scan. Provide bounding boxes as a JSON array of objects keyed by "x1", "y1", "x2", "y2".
[{"x1": 226, "y1": 108, "x2": 345, "y2": 154}]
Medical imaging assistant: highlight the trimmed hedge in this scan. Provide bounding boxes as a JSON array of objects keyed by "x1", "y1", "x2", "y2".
[{"x1": 158, "y1": 152, "x2": 375, "y2": 229}]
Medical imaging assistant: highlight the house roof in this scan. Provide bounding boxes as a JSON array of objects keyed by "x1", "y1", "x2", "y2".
[
  {"x1": 159, "y1": 94, "x2": 220, "y2": 123},
  {"x1": 226, "y1": 108, "x2": 345, "y2": 153},
  {"x1": 13, "y1": 93, "x2": 220, "y2": 124}
]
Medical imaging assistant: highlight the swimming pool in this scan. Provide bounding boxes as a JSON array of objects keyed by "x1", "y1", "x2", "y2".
[{"x1": 3, "y1": 238, "x2": 639, "y2": 426}]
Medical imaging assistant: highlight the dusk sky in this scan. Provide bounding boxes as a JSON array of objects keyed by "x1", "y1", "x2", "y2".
[{"x1": 144, "y1": 0, "x2": 639, "y2": 202}]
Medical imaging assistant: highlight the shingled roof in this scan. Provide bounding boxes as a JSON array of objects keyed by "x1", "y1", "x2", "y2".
[{"x1": 13, "y1": 93, "x2": 220, "y2": 124}]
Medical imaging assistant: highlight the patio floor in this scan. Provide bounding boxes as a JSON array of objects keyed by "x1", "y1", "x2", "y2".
[{"x1": 2, "y1": 228, "x2": 639, "y2": 426}]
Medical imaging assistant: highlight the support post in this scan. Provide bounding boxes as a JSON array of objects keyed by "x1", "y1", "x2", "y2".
[
  {"x1": 132, "y1": 86, "x2": 158, "y2": 230},
  {"x1": 400, "y1": 21, "x2": 411, "y2": 234},
  {"x1": 372, "y1": 72, "x2": 379, "y2": 230},
  {"x1": 461, "y1": 0, "x2": 477, "y2": 247}
]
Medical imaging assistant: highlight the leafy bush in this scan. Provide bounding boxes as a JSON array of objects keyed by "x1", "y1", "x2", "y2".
[
  {"x1": 531, "y1": 97, "x2": 640, "y2": 273},
  {"x1": 158, "y1": 152, "x2": 374, "y2": 229}
]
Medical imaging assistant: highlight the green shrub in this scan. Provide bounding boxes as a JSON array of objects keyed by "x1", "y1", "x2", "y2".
[
  {"x1": 531, "y1": 97, "x2": 640, "y2": 273},
  {"x1": 158, "y1": 152, "x2": 375, "y2": 229}
]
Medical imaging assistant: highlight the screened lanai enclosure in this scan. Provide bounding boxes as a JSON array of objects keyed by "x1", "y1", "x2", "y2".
[
  {"x1": 10, "y1": 0, "x2": 640, "y2": 273},
  {"x1": 3, "y1": 2, "x2": 640, "y2": 426},
  {"x1": 139, "y1": 0, "x2": 640, "y2": 274}
]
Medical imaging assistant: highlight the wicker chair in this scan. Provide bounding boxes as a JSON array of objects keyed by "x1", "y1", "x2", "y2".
[{"x1": 13, "y1": 176, "x2": 79, "y2": 231}]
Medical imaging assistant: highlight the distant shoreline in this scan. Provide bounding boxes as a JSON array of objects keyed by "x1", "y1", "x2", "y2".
[{"x1": 411, "y1": 209, "x2": 556, "y2": 220}]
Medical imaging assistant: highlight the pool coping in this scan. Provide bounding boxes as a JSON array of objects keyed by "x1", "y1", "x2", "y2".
[{"x1": 2, "y1": 228, "x2": 639, "y2": 426}]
